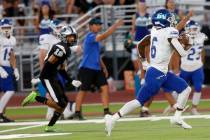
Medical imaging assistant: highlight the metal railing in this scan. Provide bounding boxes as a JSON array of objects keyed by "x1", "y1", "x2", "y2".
[{"x1": 13, "y1": 2, "x2": 210, "y2": 91}]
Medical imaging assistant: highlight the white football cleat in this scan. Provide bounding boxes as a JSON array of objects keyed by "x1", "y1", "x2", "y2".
[
  {"x1": 191, "y1": 108, "x2": 200, "y2": 115},
  {"x1": 170, "y1": 116, "x2": 192, "y2": 129},
  {"x1": 104, "y1": 114, "x2": 115, "y2": 136},
  {"x1": 63, "y1": 101, "x2": 76, "y2": 119}
]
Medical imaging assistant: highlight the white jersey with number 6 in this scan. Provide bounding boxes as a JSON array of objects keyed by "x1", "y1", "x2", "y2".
[
  {"x1": 181, "y1": 33, "x2": 207, "y2": 72},
  {"x1": 0, "y1": 35, "x2": 16, "y2": 67},
  {"x1": 150, "y1": 27, "x2": 179, "y2": 74}
]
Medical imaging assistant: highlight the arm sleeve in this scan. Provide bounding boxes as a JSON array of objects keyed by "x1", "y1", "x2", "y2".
[
  {"x1": 168, "y1": 27, "x2": 179, "y2": 39},
  {"x1": 171, "y1": 38, "x2": 188, "y2": 57}
]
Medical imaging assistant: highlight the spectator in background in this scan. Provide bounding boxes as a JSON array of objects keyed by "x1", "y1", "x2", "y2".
[
  {"x1": 73, "y1": 18, "x2": 123, "y2": 120},
  {"x1": 14, "y1": 1, "x2": 26, "y2": 41},
  {"x1": 103, "y1": 0, "x2": 125, "y2": 5},
  {"x1": 66, "y1": 0, "x2": 75, "y2": 22},
  {"x1": 201, "y1": 0, "x2": 210, "y2": 45},
  {"x1": 165, "y1": 0, "x2": 184, "y2": 22},
  {"x1": 34, "y1": 1, "x2": 55, "y2": 35},
  {"x1": 123, "y1": 0, "x2": 135, "y2": 5},
  {"x1": 2, "y1": 0, "x2": 26, "y2": 44},
  {"x1": 74, "y1": 0, "x2": 101, "y2": 14},
  {"x1": 2, "y1": 0, "x2": 16, "y2": 17}
]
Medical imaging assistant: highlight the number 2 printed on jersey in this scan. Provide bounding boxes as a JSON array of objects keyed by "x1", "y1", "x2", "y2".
[{"x1": 187, "y1": 46, "x2": 202, "y2": 61}]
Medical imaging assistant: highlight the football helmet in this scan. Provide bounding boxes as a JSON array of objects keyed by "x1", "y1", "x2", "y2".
[
  {"x1": 185, "y1": 20, "x2": 200, "y2": 37},
  {"x1": 59, "y1": 25, "x2": 77, "y2": 46},
  {"x1": 152, "y1": 9, "x2": 176, "y2": 28},
  {"x1": 0, "y1": 18, "x2": 13, "y2": 37},
  {"x1": 49, "y1": 19, "x2": 66, "y2": 35}
]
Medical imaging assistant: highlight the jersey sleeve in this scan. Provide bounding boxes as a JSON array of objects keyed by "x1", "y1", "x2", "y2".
[
  {"x1": 53, "y1": 45, "x2": 66, "y2": 58},
  {"x1": 167, "y1": 27, "x2": 179, "y2": 39},
  {"x1": 200, "y1": 33, "x2": 208, "y2": 41}
]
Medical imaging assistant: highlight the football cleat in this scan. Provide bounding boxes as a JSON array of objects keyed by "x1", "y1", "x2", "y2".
[
  {"x1": 63, "y1": 101, "x2": 76, "y2": 119},
  {"x1": 170, "y1": 116, "x2": 192, "y2": 129},
  {"x1": 104, "y1": 114, "x2": 115, "y2": 136},
  {"x1": 0, "y1": 114, "x2": 14, "y2": 123},
  {"x1": 191, "y1": 108, "x2": 200, "y2": 115},
  {"x1": 21, "y1": 91, "x2": 38, "y2": 106},
  {"x1": 44, "y1": 126, "x2": 57, "y2": 132},
  {"x1": 140, "y1": 110, "x2": 152, "y2": 117}
]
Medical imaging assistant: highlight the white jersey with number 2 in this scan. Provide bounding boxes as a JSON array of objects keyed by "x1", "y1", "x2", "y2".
[{"x1": 181, "y1": 33, "x2": 207, "y2": 72}]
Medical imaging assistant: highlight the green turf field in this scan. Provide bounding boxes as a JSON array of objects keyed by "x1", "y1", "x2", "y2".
[
  {"x1": 0, "y1": 117, "x2": 210, "y2": 140},
  {"x1": 5, "y1": 100, "x2": 210, "y2": 121},
  {"x1": 0, "y1": 100, "x2": 209, "y2": 139}
]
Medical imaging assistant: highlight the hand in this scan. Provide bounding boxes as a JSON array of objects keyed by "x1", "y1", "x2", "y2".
[
  {"x1": 115, "y1": 19, "x2": 124, "y2": 27},
  {"x1": 72, "y1": 80, "x2": 82, "y2": 87},
  {"x1": 0, "y1": 67, "x2": 8, "y2": 78},
  {"x1": 14, "y1": 68, "x2": 20, "y2": 81},
  {"x1": 187, "y1": 10, "x2": 194, "y2": 18},
  {"x1": 103, "y1": 68, "x2": 109, "y2": 78}
]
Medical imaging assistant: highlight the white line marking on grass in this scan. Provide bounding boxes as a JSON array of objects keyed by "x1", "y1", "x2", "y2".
[
  {"x1": 0, "y1": 133, "x2": 71, "y2": 139},
  {"x1": 0, "y1": 114, "x2": 209, "y2": 127},
  {"x1": 0, "y1": 124, "x2": 44, "y2": 134}
]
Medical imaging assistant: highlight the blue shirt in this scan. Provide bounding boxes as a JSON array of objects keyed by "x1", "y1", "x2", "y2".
[
  {"x1": 79, "y1": 32, "x2": 101, "y2": 70},
  {"x1": 134, "y1": 13, "x2": 151, "y2": 41}
]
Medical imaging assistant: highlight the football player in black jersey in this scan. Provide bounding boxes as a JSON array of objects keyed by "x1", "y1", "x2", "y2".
[{"x1": 22, "y1": 25, "x2": 78, "y2": 132}]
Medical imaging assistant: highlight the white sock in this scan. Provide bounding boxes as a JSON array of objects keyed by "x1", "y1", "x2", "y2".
[
  {"x1": 192, "y1": 92, "x2": 201, "y2": 106},
  {"x1": 174, "y1": 110, "x2": 182, "y2": 118},
  {"x1": 0, "y1": 91, "x2": 14, "y2": 113},
  {"x1": 46, "y1": 107, "x2": 55, "y2": 120},
  {"x1": 113, "y1": 99, "x2": 141, "y2": 121},
  {"x1": 176, "y1": 87, "x2": 191, "y2": 109}
]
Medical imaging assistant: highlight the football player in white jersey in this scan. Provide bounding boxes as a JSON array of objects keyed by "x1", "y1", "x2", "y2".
[
  {"x1": 180, "y1": 20, "x2": 207, "y2": 115},
  {"x1": 104, "y1": 9, "x2": 193, "y2": 136},
  {"x1": 31, "y1": 19, "x2": 80, "y2": 120},
  {"x1": 0, "y1": 19, "x2": 19, "y2": 122}
]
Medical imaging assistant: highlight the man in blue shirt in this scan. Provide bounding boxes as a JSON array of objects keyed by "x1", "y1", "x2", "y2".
[{"x1": 74, "y1": 18, "x2": 123, "y2": 120}]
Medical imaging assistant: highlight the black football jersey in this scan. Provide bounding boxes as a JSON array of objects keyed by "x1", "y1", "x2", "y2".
[{"x1": 40, "y1": 42, "x2": 71, "y2": 79}]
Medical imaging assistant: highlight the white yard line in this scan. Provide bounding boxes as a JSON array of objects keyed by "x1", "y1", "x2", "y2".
[
  {"x1": 0, "y1": 114, "x2": 209, "y2": 127},
  {"x1": 0, "y1": 124, "x2": 44, "y2": 134},
  {"x1": 0, "y1": 133, "x2": 72, "y2": 139},
  {"x1": 0, "y1": 114, "x2": 209, "y2": 138}
]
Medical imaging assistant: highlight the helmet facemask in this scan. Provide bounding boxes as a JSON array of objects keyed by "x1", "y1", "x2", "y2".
[
  {"x1": 187, "y1": 25, "x2": 200, "y2": 37},
  {"x1": 168, "y1": 14, "x2": 177, "y2": 27}
]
